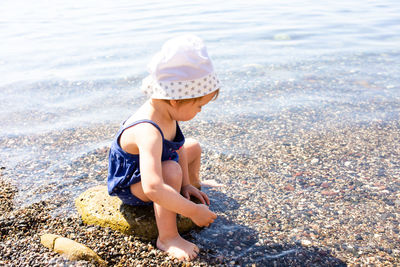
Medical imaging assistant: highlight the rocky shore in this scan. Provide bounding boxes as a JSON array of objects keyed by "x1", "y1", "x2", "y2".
[{"x1": 1, "y1": 116, "x2": 399, "y2": 266}]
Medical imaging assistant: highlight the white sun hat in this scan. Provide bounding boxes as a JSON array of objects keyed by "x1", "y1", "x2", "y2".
[{"x1": 141, "y1": 34, "x2": 220, "y2": 100}]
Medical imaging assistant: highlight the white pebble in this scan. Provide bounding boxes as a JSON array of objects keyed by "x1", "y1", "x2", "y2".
[{"x1": 301, "y1": 239, "x2": 312, "y2": 247}]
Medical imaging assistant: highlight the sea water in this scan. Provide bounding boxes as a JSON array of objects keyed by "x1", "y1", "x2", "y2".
[
  {"x1": 1, "y1": 0, "x2": 399, "y2": 135},
  {"x1": 1, "y1": 0, "x2": 399, "y2": 263}
]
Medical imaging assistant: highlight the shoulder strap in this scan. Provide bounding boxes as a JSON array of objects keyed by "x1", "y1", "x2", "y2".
[{"x1": 120, "y1": 119, "x2": 164, "y2": 139}]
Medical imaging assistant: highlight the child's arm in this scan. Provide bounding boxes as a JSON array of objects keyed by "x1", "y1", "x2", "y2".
[{"x1": 134, "y1": 124, "x2": 216, "y2": 226}]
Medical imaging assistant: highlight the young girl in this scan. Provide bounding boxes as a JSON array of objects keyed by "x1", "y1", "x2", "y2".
[{"x1": 107, "y1": 34, "x2": 220, "y2": 261}]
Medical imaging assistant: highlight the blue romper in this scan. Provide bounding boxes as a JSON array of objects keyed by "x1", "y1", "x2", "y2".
[{"x1": 107, "y1": 119, "x2": 185, "y2": 206}]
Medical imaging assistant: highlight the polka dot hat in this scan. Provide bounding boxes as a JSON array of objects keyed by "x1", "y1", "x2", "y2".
[{"x1": 141, "y1": 34, "x2": 220, "y2": 100}]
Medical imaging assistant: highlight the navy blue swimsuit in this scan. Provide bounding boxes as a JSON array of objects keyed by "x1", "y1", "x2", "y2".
[{"x1": 107, "y1": 119, "x2": 185, "y2": 205}]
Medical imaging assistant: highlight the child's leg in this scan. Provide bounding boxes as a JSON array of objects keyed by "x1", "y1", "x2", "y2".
[
  {"x1": 183, "y1": 138, "x2": 202, "y2": 188},
  {"x1": 129, "y1": 160, "x2": 199, "y2": 261},
  {"x1": 154, "y1": 160, "x2": 199, "y2": 260},
  {"x1": 184, "y1": 138, "x2": 224, "y2": 188}
]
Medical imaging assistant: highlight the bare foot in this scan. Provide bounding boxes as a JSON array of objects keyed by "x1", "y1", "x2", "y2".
[
  {"x1": 157, "y1": 235, "x2": 200, "y2": 261},
  {"x1": 200, "y1": 179, "x2": 225, "y2": 187}
]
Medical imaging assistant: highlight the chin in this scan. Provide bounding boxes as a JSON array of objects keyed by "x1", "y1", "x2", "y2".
[
  {"x1": 180, "y1": 118, "x2": 193, "y2": 122},
  {"x1": 180, "y1": 116, "x2": 196, "y2": 121}
]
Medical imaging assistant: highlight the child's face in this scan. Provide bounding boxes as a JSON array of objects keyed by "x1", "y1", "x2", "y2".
[{"x1": 173, "y1": 91, "x2": 217, "y2": 121}]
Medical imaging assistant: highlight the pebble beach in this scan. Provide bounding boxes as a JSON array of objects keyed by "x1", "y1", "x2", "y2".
[{"x1": 1, "y1": 111, "x2": 399, "y2": 266}]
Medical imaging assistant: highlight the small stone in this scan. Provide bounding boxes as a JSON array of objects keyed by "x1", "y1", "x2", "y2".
[
  {"x1": 377, "y1": 226, "x2": 385, "y2": 233},
  {"x1": 301, "y1": 239, "x2": 312, "y2": 247},
  {"x1": 311, "y1": 158, "x2": 319, "y2": 165},
  {"x1": 344, "y1": 161, "x2": 351, "y2": 167},
  {"x1": 40, "y1": 234, "x2": 106, "y2": 266},
  {"x1": 284, "y1": 184, "x2": 295, "y2": 191},
  {"x1": 321, "y1": 182, "x2": 330, "y2": 188},
  {"x1": 216, "y1": 255, "x2": 224, "y2": 261},
  {"x1": 321, "y1": 190, "x2": 338, "y2": 196}
]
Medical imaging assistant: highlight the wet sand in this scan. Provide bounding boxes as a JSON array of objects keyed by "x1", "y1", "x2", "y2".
[{"x1": 1, "y1": 113, "x2": 399, "y2": 266}]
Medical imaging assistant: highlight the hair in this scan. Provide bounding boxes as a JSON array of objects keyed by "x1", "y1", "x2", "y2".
[{"x1": 164, "y1": 88, "x2": 219, "y2": 105}]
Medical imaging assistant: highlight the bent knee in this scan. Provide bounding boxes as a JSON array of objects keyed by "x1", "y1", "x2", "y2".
[
  {"x1": 162, "y1": 160, "x2": 182, "y2": 185},
  {"x1": 185, "y1": 138, "x2": 202, "y2": 155}
]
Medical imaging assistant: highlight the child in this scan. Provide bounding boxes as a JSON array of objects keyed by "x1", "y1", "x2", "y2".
[{"x1": 107, "y1": 34, "x2": 220, "y2": 261}]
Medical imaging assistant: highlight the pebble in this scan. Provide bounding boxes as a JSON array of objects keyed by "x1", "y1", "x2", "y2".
[
  {"x1": 40, "y1": 233, "x2": 106, "y2": 265},
  {"x1": 321, "y1": 182, "x2": 330, "y2": 188},
  {"x1": 301, "y1": 240, "x2": 312, "y2": 247},
  {"x1": 321, "y1": 190, "x2": 338, "y2": 196},
  {"x1": 284, "y1": 184, "x2": 295, "y2": 191}
]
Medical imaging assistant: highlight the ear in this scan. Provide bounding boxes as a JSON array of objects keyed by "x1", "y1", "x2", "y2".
[{"x1": 169, "y1": 100, "x2": 179, "y2": 107}]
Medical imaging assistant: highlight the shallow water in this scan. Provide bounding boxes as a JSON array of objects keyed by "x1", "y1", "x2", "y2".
[
  {"x1": 1, "y1": 0, "x2": 399, "y2": 135},
  {"x1": 1, "y1": 0, "x2": 400, "y2": 264}
]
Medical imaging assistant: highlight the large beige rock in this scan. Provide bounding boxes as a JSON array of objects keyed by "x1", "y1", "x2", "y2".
[
  {"x1": 40, "y1": 234, "x2": 106, "y2": 266},
  {"x1": 75, "y1": 185, "x2": 196, "y2": 240}
]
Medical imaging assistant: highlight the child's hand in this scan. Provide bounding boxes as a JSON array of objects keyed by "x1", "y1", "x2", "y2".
[
  {"x1": 191, "y1": 204, "x2": 217, "y2": 227},
  {"x1": 181, "y1": 184, "x2": 210, "y2": 205}
]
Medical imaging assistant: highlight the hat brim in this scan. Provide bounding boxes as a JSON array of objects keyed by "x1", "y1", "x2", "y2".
[{"x1": 141, "y1": 72, "x2": 220, "y2": 100}]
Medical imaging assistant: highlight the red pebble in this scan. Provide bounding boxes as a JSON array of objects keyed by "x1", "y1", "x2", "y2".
[{"x1": 284, "y1": 184, "x2": 295, "y2": 191}]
